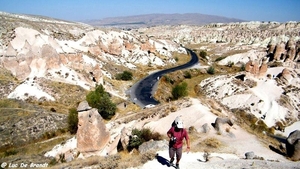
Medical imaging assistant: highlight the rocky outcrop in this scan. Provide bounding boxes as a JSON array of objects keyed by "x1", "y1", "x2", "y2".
[
  {"x1": 278, "y1": 68, "x2": 293, "y2": 84},
  {"x1": 138, "y1": 140, "x2": 168, "y2": 154},
  {"x1": 245, "y1": 59, "x2": 268, "y2": 78},
  {"x1": 107, "y1": 38, "x2": 123, "y2": 55},
  {"x1": 267, "y1": 39, "x2": 300, "y2": 64},
  {"x1": 77, "y1": 102, "x2": 110, "y2": 157},
  {"x1": 286, "y1": 40, "x2": 297, "y2": 61},
  {"x1": 120, "y1": 127, "x2": 131, "y2": 151},
  {"x1": 5, "y1": 43, "x2": 17, "y2": 56},
  {"x1": 273, "y1": 42, "x2": 286, "y2": 61},
  {"x1": 286, "y1": 130, "x2": 300, "y2": 161},
  {"x1": 77, "y1": 100, "x2": 92, "y2": 112},
  {"x1": 124, "y1": 41, "x2": 136, "y2": 51},
  {"x1": 0, "y1": 110, "x2": 67, "y2": 148},
  {"x1": 141, "y1": 40, "x2": 156, "y2": 53},
  {"x1": 201, "y1": 123, "x2": 211, "y2": 133},
  {"x1": 211, "y1": 117, "x2": 233, "y2": 134}
]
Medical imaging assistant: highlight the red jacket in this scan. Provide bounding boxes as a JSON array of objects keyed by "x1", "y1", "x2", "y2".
[{"x1": 167, "y1": 127, "x2": 189, "y2": 149}]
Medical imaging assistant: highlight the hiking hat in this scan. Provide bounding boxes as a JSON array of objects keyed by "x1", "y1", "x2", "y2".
[{"x1": 175, "y1": 118, "x2": 184, "y2": 129}]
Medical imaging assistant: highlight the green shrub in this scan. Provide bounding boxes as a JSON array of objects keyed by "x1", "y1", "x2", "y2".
[
  {"x1": 86, "y1": 85, "x2": 116, "y2": 120},
  {"x1": 68, "y1": 107, "x2": 78, "y2": 134},
  {"x1": 172, "y1": 82, "x2": 188, "y2": 100},
  {"x1": 49, "y1": 158, "x2": 58, "y2": 166},
  {"x1": 227, "y1": 61, "x2": 234, "y2": 67},
  {"x1": 215, "y1": 56, "x2": 226, "y2": 62},
  {"x1": 163, "y1": 75, "x2": 173, "y2": 84},
  {"x1": 184, "y1": 71, "x2": 192, "y2": 79},
  {"x1": 127, "y1": 128, "x2": 162, "y2": 151},
  {"x1": 115, "y1": 71, "x2": 133, "y2": 81},
  {"x1": 207, "y1": 66, "x2": 215, "y2": 75},
  {"x1": 240, "y1": 63, "x2": 246, "y2": 71},
  {"x1": 43, "y1": 131, "x2": 56, "y2": 139},
  {"x1": 199, "y1": 50, "x2": 207, "y2": 59},
  {"x1": 4, "y1": 149, "x2": 18, "y2": 157}
]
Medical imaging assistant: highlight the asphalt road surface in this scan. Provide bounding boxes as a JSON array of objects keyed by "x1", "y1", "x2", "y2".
[{"x1": 128, "y1": 48, "x2": 199, "y2": 108}]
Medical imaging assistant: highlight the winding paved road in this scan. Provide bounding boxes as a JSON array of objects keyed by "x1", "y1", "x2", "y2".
[{"x1": 128, "y1": 48, "x2": 199, "y2": 108}]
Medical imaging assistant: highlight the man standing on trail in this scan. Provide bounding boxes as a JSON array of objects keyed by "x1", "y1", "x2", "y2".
[{"x1": 167, "y1": 117, "x2": 190, "y2": 169}]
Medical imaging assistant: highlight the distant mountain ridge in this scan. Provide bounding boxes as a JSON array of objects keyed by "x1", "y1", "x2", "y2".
[{"x1": 84, "y1": 13, "x2": 245, "y2": 28}]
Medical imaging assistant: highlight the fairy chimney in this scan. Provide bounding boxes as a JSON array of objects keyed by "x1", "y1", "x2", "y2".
[{"x1": 77, "y1": 101, "x2": 110, "y2": 157}]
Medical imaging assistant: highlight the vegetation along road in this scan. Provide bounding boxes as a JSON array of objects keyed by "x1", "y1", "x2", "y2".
[{"x1": 128, "y1": 48, "x2": 199, "y2": 108}]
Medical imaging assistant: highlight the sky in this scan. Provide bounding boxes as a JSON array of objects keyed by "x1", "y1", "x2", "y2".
[{"x1": 0, "y1": 0, "x2": 299, "y2": 22}]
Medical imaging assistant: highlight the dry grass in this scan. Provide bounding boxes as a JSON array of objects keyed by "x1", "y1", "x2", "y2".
[
  {"x1": 183, "y1": 74, "x2": 211, "y2": 97},
  {"x1": 192, "y1": 137, "x2": 223, "y2": 153},
  {"x1": 172, "y1": 51, "x2": 191, "y2": 65},
  {"x1": 14, "y1": 78, "x2": 88, "y2": 115},
  {"x1": 0, "y1": 67, "x2": 18, "y2": 81},
  {"x1": 51, "y1": 150, "x2": 156, "y2": 169},
  {"x1": 185, "y1": 43, "x2": 212, "y2": 50},
  {"x1": 186, "y1": 127, "x2": 224, "y2": 154},
  {"x1": 186, "y1": 42, "x2": 249, "y2": 63},
  {"x1": 0, "y1": 134, "x2": 72, "y2": 165},
  {"x1": 203, "y1": 137, "x2": 222, "y2": 149},
  {"x1": 0, "y1": 99, "x2": 38, "y2": 124},
  {"x1": 116, "y1": 102, "x2": 141, "y2": 116},
  {"x1": 21, "y1": 134, "x2": 72, "y2": 156},
  {"x1": 230, "y1": 109, "x2": 282, "y2": 150}
]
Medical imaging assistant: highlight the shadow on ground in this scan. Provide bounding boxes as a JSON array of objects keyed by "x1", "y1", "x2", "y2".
[{"x1": 156, "y1": 154, "x2": 173, "y2": 167}]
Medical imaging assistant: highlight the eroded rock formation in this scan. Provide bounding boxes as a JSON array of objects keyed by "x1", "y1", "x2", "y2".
[
  {"x1": 245, "y1": 59, "x2": 268, "y2": 78},
  {"x1": 211, "y1": 117, "x2": 233, "y2": 134},
  {"x1": 77, "y1": 101, "x2": 110, "y2": 157},
  {"x1": 268, "y1": 39, "x2": 300, "y2": 64},
  {"x1": 286, "y1": 130, "x2": 300, "y2": 161}
]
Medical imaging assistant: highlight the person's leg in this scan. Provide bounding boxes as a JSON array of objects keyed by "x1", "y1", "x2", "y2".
[
  {"x1": 169, "y1": 147, "x2": 175, "y2": 164},
  {"x1": 175, "y1": 147, "x2": 182, "y2": 169}
]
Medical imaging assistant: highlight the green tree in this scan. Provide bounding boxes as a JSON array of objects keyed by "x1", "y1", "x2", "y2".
[
  {"x1": 86, "y1": 85, "x2": 116, "y2": 120},
  {"x1": 116, "y1": 71, "x2": 133, "y2": 81},
  {"x1": 68, "y1": 107, "x2": 78, "y2": 134},
  {"x1": 172, "y1": 82, "x2": 188, "y2": 100},
  {"x1": 199, "y1": 50, "x2": 207, "y2": 59},
  {"x1": 207, "y1": 66, "x2": 215, "y2": 75}
]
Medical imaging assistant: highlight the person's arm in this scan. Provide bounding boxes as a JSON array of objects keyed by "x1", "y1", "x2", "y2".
[
  {"x1": 167, "y1": 127, "x2": 173, "y2": 139},
  {"x1": 185, "y1": 130, "x2": 190, "y2": 152},
  {"x1": 186, "y1": 138, "x2": 190, "y2": 152},
  {"x1": 167, "y1": 132, "x2": 172, "y2": 139}
]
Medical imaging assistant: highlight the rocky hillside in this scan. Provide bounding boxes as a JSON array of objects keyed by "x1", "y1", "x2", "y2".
[
  {"x1": 0, "y1": 11, "x2": 183, "y2": 101},
  {"x1": 0, "y1": 11, "x2": 184, "y2": 150},
  {"x1": 141, "y1": 21, "x2": 300, "y2": 129},
  {"x1": 85, "y1": 13, "x2": 244, "y2": 28},
  {"x1": 0, "y1": 11, "x2": 300, "y2": 168},
  {"x1": 137, "y1": 21, "x2": 300, "y2": 167},
  {"x1": 140, "y1": 21, "x2": 300, "y2": 47}
]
